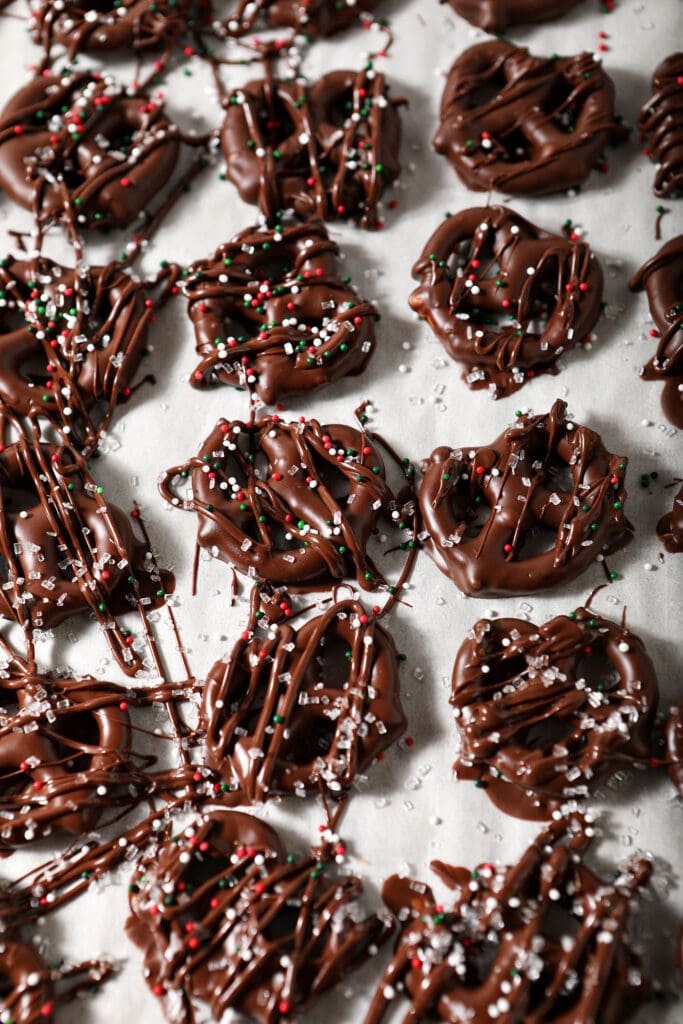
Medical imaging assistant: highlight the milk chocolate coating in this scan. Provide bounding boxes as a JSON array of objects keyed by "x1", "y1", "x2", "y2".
[
  {"x1": 0, "y1": 437, "x2": 174, "y2": 675},
  {"x1": 0, "y1": 897, "x2": 111, "y2": 1023},
  {"x1": 451, "y1": 607, "x2": 658, "y2": 819},
  {"x1": 638, "y1": 53, "x2": 683, "y2": 198},
  {"x1": 184, "y1": 220, "x2": 376, "y2": 404},
  {"x1": 434, "y1": 41, "x2": 624, "y2": 195},
  {"x1": 629, "y1": 235, "x2": 683, "y2": 429},
  {"x1": 126, "y1": 809, "x2": 392, "y2": 1024},
  {"x1": 0, "y1": 70, "x2": 180, "y2": 229},
  {"x1": 410, "y1": 206, "x2": 603, "y2": 397},
  {"x1": 214, "y1": 0, "x2": 380, "y2": 37},
  {"x1": 0, "y1": 254, "x2": 151, "y2": 453},
  {"x1": 221, "y1": 67, "x2": 402, "y2": 229},
  {"x1": 159, "y1": 415, "x2": 415, "y2": 591},
  {"x1": 439, "y1": 0, "x2": 586, "y2": 33},
  {"x1": 365, "y1": 813, "x2": 651, "y2": 1024},
  {"x1": 201, "y1": 587, "x2": 406, "y2": 801},
  {"x1": 419, "y1": 399, "x2": 633, "y2": 596},
  {"x1": 657, "y1": 483, "x2": 683, "y2": 552},
  {"x1": 0, "y1": 670, "x2": 131, "y2": 849},
  {"x1": 666, "y1": 701, "x2": 683, "y2": 796},
  {"x1": 31, "y1": 0, "x2": 190, "y2": 58}
]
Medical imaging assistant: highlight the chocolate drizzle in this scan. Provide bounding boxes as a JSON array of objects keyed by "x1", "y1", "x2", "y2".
[
  {"x1": 418, "y1": 399, "x2": 633, "y2": 596},
  {"x1": 434, "y1": 41, "x2": 625, "y2": 195},
  {"x1": 410, "y1": 206, "x2": 603, "y2": 397},
  {"x1": 365, "y1": 813, "x2": 652, "y2": 1024},
  {"x1": 0, "y1": 890, "x2": 112, "y2": 1023},
  {"x1": 0, "y1": 254, "x2": 171, "y2": 453},
  {"x1": 665, "y1": 701, "x2": 683, "y2": 797},
  {"x1": 439, "y1": 0, "x2": 586, "y2": 33},
  {"x1": 657, "y1": 482, "x2": 683, "y2": 552},
  {"x1": 638, "y1": 53, "x2": 683, "y2": 198},
  {"x1": 629, "y1": 234, "x2": 683, "y2": 429},
  {"x1": 184, "y1": 219, "x2": 376, "y2": 404},
  {"x1": 212, "y1": 0, "x2": 380, "y2": 37},
  {"x1": 125, "y1": 808, "x2": 392, "y2": 1024},
  {"x1": 0, "y1": 662, "x2": 199, "y2": 852},
  {"x1": 221, "y1": 66, "x2": 403, "y2": 229},
  {"x1": 0, "y1": 69, "x2": 181, "y2": 230},
  {"x1": 450, "y1": 606, "x2": 658, "y2": 819},
  {"x1": 159, "y1": 414, "x2": 416, "y2": 592},
  {"x1": 0, "y1": 435, "x2": 174, "y2": 674},
  {"x1": 30, "y1": 0, "x2": 191, "y2": 62},
  {"x1": 200, "y1": 585, "x2": 406, "y2": 801}
]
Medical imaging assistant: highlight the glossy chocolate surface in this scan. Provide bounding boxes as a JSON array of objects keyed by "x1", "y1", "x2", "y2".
[
  {"x1": 126, "y1": 808, "x2": 391, "y2": 1023},
  {"x1": 419, "y1": 399, "x2": 633, "y2": 596},
  {"x1": 365, "y1": 813, "x2": 651, "y2": 1023},
  {"x1": 629, "y1": 235, "x2": 683, "y2": 429},
  {"x1": 410, "y1": 205, "x2": 603, "y2": 397},
  {"x1": 638, "y1": 52, "x2": 683, "y2": 198},
  {"x1": 0, "y1": 70, "x2": 180, "y2": 229},
  {"x1": 221, "y1": 67, "x2": 402, "y2": 229},
  {"x1": 201, "y1": 586, "x2": 406, "y2": 801},
  {"x1": 434, "y1": 41, "x2": 624, "y2": 195},
  {"x1": 184, "y1": 219, "x2": 376, "y2": 404},
  {"x1": 439, "y1": 0, "x2": 586, "y2": 33},
  {"x1": 451, "y1": 606, "x2": 658, "y2": 818},
  {"x1": 160, "y1": 414, "x2": 415, "y2": 591}
]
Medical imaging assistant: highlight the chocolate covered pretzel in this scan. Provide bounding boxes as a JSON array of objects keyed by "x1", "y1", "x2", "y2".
[
  {"x1": 184, "y1": 220, "x2": 376, "y2": 404},
  {"x1": 418, "y1": 399, "x2": 633, "y2": 596},
  {"x1": 0, "y1": 254, "x2": 154, "y2": 452},
  {"x1": 0, "y1": 893, "x2": 112, "y2": 1023},
  {"x1": 0, "y1": 70, "x2": 180, "y2": 229},
  {"x1": 629, "y1": 235, "x2": 683, "y2": 429},
  {"x1": 410, "y1": 206, "x2": 603, "y2": 397},
  {"x1": 451, "y1": 607, "x2": 658, "y2": 819},
  {"x1": 30, "y1": 0, "x2": 190, "y2": 60},
  {"x1": 0, "y1": 437, "x2": 174, "y2": 674},
  {"x1": 221, "y1": 66, "x2": 403, "y2": 229},
  {"x1": 657, "y1": 482, "x2": 683, "y2": 552},
  {"x1": 666, "y1": 701, "x2": 683, "y2": 797},
  {"x1": 365, "y1": 813, "x2": 652, "y2": 1024},
  {"x1": 434, "y1": 41, "x2": 624, "y2": 195},
  {"x1": 159, "y1": 414, "x2": 416, "y2": 591},
  {"x1": 439, "y1": 0, "x2": 586, "y2": 33},
  {"x1": 200, "y1": 586, "x2": 406, "y2": 801},
  {"x1": 213, "y1": 0, "x2": 380, "y2": 37},
  {"x1": 638, "y1": 53, "x2": 683, "y2": 198},
  {"x1": 126, "y1": 809, "x2": 391, "y2": 1024}
]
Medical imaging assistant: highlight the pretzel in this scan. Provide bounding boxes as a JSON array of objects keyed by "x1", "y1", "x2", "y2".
[
  {"x1": 200, "y1": 586, "x2": 406, "y2": 801},
  {"x1": 666, "y1": 701, "x2": 683, "y2": 798},
  {"x1": 418, "y1": 399, "x2": 633, "y2": 596},
  {"x1": 450, "y1": 606, "x2": 658, "y2": 819},
  {"x1": 0, "y1": 70, "x2": 180, "y2": 230},
  {"x1": 0, "y1": 437, "x2": 174, "y2": 674},
  {"x1": 657, "y1": 482, "x2": 683, "y2": 552},
  {"x1": 159, "y1": 414, "x2": 416, "y2": 591},
  {"x1": 0, "y1": 254, "x2": 152, "y2": 453},
  {"x1": 126, "y1": 808, "x2": 392, "y2": 1024},
  {"x1": 365, "y1": 813, "x2": 652, "y2": 1024},
  {"x1": 410, "y1": 205, "x2": 603, "y2": 397},
  {"x1": 629, "y1": 235, "x2": 683, "y2": 429},
  {"x1": 638, "y1": 53, "x2": 683, "y2": 198},
  {"x1": 184, "y1": 219, "x2": 376, "y2": 404},
  {"x1": 30, "y1": 0, "x2": 190, "y2": 60},
  {"x1": 212, "y1": 0, "x2": 380, "y2": 37},
  {"x1": 0, "y1": 896, "x2": 112, "y2": 1023},
  {"x1": 434, "y1": 41, "x2": 624, "y2": 195},
  {"x1": 438, "y1": 0, "x2": 585, "y2": 33},
  {"x1": 0, "y1": 670, "x2": 132, "y2": 848},
  {"x1": 221, "y1": 66, "x2": 403, "y2": 229}
]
